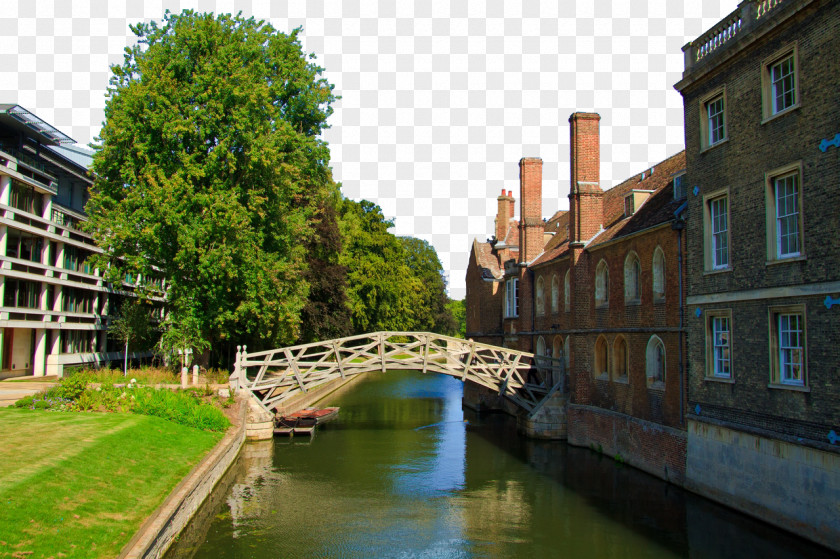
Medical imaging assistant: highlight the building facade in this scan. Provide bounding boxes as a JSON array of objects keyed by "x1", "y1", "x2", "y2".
[
  {"x1": 0, "y1": 105, "x2": 130, "y2": 378},
  {"x1": 466, "y1": 113, "x2": 688, "y2": 483},
  {"x1": 675, "y1": 0, "x2": 840, "y2": 548}
]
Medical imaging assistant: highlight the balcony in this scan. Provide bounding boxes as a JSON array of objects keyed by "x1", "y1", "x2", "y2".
[{"x1": 0, "y1": 144, "x2": 59, "y2": 194}]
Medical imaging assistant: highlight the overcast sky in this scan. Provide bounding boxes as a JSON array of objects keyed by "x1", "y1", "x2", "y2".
[{"x1": 1, "y1": 0, "x2": 736, "y2": 299}]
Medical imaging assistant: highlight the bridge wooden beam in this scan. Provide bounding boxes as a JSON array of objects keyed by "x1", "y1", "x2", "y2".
[{"x1": 284, "y1": 348, "x2": 307, "y2": 393}]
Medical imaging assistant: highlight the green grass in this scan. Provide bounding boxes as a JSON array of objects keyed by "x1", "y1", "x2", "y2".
[{"x1": 0, "y1": 408, "x2": 223, "y2": 558}]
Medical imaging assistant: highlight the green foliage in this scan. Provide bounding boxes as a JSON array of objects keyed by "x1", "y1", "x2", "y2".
[
  {"x1": 338, "y1": 199, "x2": 459, "y2": 335},
  {"x1": 108, "y1": 300, "x2": 153, "y2": 375},
  {"x1": 446, "y1": 299, "x2": 466, "y2": 338},
  {"x1": 52, "y1": 374, "x2": 90, "y2": 400},
  {"x1": 131, "y1": 387, "x2": 230, "y2": 431},
  {"x1": 13, "y1": 374, "x2": 229, "y2": 432},
  {"x1": 87, "y1": 10, "x2": 341, "y2": 350}
]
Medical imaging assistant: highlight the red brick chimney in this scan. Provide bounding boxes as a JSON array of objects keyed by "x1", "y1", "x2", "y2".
[
  {"x1": 495, "y1": 188, "x2": 513, "y2": 242},
  {"x1": 568, "y1": 113, "x2": 603, "y2": 245},
  {"x1": 507, "y1": 190, "x2": 515, "y2": 223},
  {"x1": 519, "y1": 158, "x2": 543, "y2": 263}
]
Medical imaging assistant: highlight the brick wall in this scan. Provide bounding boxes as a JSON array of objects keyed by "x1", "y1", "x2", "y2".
[
  {"x1": 679, "y1": 0, "x2": 840, "y2": 443},
  {"x1": 519, "y1": 158, "x2": 543, "y2": 264},
  {"x1": 568, "y1": 404, "x2": 687, "y2": 485}
]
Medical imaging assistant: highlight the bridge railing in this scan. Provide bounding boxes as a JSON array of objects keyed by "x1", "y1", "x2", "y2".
[{"x1": 233, "y1": 331, "x2": 566, "y2": 417}]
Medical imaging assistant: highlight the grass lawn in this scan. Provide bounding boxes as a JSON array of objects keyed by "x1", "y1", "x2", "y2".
[{"x1": 0, "y1": 408, "x2": 223, "y2": 558}]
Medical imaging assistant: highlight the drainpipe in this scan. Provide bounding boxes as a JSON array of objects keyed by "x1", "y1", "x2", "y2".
[{"x1": 672, "y1": 202, "x2": 687, "y2": 427}]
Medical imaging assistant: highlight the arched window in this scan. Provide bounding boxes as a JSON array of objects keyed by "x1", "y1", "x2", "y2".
[
  {"x1": 646, "y1": 336, "x2": 666, "y2": 388},
  {"x1": 551, "y1": 274, "x2": 559, "y2": 314},
  {"x1": 624, "y1": 252, "x2": 641, "y2": 304},
  {"x1": 536, "y1": 276, "x2": 545, "y2": 316},
  {"x1": 536, "y1": 335, "x2": 546, "y2": 357},
  {"x1": 564, "y1": 269, "x2": 571, "y2": 312},
  {"x1": 595, "y1": 260, "x2": 609, "y2": 307},
  {"x1": 652, "y1": 247, "x2": 666, "y2": 301},
  {"x1": 552, "y1": 335, "x2": 563, "y2": 360},
  {"x1": 594, "y1": 335, "x2": 609, "y2": 377},
  {"x1": 613, "y1": 336, "x2": 628, "y2": 382}
]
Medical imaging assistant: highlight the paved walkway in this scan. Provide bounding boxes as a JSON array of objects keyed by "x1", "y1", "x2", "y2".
[{"x1": 0, "y1": 376, "x2": 58, "y2": 407}]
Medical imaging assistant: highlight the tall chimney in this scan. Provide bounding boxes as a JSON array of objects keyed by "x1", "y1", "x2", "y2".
[
  {"x1": 519, "y1": 157, "x2": 543, "y2": 263},
  {"x1": 507, "y1": 190, "x2": 515, "y2": 223},
  {"x1": 568, "y1": 113, "x2": 603, "y2": 245},
  {"x1": 495, "y1": 188, "x2": 512, "y2": 241}
]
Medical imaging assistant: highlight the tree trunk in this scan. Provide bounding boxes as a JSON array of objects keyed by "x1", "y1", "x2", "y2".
[{"x1": 124, "y1": 340, "x2": 129, "y2": 377}]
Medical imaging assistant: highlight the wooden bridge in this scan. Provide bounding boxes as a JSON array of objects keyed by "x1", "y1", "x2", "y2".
[{"x1": 232, "y1": 332, "x2": 567, "y2": 418}]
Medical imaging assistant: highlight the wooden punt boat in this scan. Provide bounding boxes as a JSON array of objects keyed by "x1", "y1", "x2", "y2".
[{"x1": 274, "y1": 407, "x2": 339, "y2": 437}]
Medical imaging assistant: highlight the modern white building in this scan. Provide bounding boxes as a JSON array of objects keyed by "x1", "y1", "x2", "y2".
[{"x1": 0, "y1": 104, "x2": 124, "y2": 378}]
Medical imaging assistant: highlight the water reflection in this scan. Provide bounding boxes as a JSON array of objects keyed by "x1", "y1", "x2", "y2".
[{"x1": 168, "y1": 371, "x2": 837, "y2": 559}]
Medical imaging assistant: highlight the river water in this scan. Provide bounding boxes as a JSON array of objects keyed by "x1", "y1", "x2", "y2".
[{"x1": 167, "y1": 371, "x2": 835, "y2": 558}]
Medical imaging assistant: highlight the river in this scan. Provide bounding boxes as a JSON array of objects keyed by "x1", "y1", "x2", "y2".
[{"x1": 166, "y1": 370, "x2": 836, "y2": 558}]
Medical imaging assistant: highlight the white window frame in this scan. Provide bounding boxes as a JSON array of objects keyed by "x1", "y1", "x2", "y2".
[
  {"x1": 769, "y1": 305, "x2": 807, "y2": 389},
  {"x1": 762, "y1": 44, "x2": 799, "y2": 121},
  {"x1": 765, "y1": 162, "x2": 804, "y2": 262},
  {"x1": 699, "y1": 88, "x2": 727, "y2": 151},
  {"x1": 703, "y1": 189, "x2": 731, "y2": 272},
  {"x1": 505, "y1": 277, "x2": 519, "y2": 318},
  {"x1": 705, "y1": 310, "x2": 733, "y2": 380}
]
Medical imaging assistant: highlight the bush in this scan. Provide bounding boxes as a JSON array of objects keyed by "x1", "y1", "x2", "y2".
[{"x1": 13, "y1": 376, "x2": 230, "y2": 432}]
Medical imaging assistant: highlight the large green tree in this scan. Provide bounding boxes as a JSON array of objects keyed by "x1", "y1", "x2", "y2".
[
  {"x1": 339, "y1": 199, "x2": 457, "y2": 335},
  {"x1": 86, "y1": 11, "x2": 339, "y2": 351}
]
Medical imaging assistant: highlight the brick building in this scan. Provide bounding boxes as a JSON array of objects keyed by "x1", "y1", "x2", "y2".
[
  {"x1": 675, "y1": 0, "x2": 840, "y2": 548},
  {"x1": 466, "y1": 113, "x2": 688, "y2": 483}
]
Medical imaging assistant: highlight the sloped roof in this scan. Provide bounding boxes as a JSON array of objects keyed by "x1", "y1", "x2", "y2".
[
  {"x1": 472, "y1": 239, "x2": 503, "y2": 279},
  {"x1": 601, "y1": 151, "x2": 685, "y2": 229},
  {"x1": 589, "y1": 150, "x2": 686, "y2": 247}
]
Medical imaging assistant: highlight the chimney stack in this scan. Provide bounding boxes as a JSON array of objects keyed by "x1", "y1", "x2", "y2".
[
  {"x1": 568, "y1": 113, "x2": 604, "y2": 245},
  {"x1": 495, "y1": 189, "x2": 514, "y2": 242},
  {"x1": 519, "y1": 157, "x2": 543, "y2": 263}
]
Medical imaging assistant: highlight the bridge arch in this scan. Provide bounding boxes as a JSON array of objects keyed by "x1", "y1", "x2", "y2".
[{"x1": 232, "y1": 331, "x2": 566, "y2": 418}]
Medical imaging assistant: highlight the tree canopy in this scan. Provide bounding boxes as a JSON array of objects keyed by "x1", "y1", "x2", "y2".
[
  {"x1": 86, "y1": 11, "x2": 339, "y2": 350},
  {"x1": 339, "y1": 199, "x2": 457, "y2": 336}
]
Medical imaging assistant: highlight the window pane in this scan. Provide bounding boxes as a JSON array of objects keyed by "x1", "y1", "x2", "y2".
[
  {"x1": 713, "y1": 316, "x2": 731, "y2": 378},
  {"x1": 707, "y1": 97, "x2": 725, "y2": 145},
  {"x1": 711, "y1": 197, "x2": 729, "y2": 268},
  {"x1": 775, "y1": 174, "x2": 800, "y2": 257},
  {"x1": 778, "y1": 313, "x2": 804, "y2": 385},
  {"x1": 771, "y1": 56, "x2": 796, "y2": 114}
]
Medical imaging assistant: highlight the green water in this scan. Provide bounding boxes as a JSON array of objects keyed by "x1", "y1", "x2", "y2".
[{"x1": 168, "y1": 371, "x2": 835, "y2": 558}]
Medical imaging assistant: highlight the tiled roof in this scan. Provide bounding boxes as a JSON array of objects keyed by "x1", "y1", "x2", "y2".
[
  {"x1": 589, "y1": 151, "x2": 686, "y2": 247},
  {"x1": 472, "y1": 239, "x2": 502, "y2": 279}
]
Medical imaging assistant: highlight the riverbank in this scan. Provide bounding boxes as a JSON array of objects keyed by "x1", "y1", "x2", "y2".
[{"x1": 122, "y1": 373, "x2": 366, "y2": 558}]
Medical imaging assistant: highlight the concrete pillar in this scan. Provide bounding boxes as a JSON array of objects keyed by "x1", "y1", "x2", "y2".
[
  {"x1": 192, "y1": 364, "x2": 199, "y2": 385},
  {"x1": 54, "y1": 242, "x2": 65, "y2": 276},
  {"x1": 98, "y1": 329, "x2": 107, "y2": 353},
  {"x1": 46, "y1": 329, "x2": 62, "y2": 376},
  {"x1": 53, "y1": 285, "x2": 63, "y2": 314},
  {"x1": 32, "y1": 328, "x2": 46, "y2": 377},
  {"x1": 0, "y1": 224, "x2": 7, "y2": 257},
  {"x1": 0, "y1": 175, "x2": 11, "y2": 206},
  {"x1": 42, "y1": 193, "x2": 52, "y2": 222}
]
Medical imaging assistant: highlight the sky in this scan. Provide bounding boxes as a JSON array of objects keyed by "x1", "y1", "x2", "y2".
[{"x1": 0, "y1": 0, "x2": 737, "y2": 299}]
